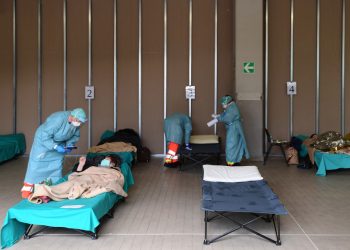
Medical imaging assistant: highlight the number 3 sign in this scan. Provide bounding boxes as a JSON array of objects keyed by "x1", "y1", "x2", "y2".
[
  {"x1": 85, "y1": 86, "x2": 95, "y2": 99},
  {"x1": 287, "y1": 81, "x2": 297, "y2": 95}
]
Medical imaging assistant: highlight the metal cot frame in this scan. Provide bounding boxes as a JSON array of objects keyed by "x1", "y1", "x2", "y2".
[
  {"x1": 23, "y1": 200, "x2": 122, "y2": 240},
  {"x1": 179, "y1": 140, "x2": 221, "y2": 171},
  {"x1": 203, "y1": 210, "x2": 281, "y2": 245}
]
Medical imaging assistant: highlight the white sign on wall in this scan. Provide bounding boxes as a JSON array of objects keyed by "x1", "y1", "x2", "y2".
[
  {"x1": 185, "y1": 85, "x2": 196, "y2": 100},
  {"x1": 287, "y1": 81, "x2": 297, "y2": 95},
  {"x1": 85, "y1": 86, "x2": 95, "y2": 99}
]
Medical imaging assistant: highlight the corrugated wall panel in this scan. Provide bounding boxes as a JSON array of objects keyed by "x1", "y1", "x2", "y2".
[
  {"x1": 66, "y1": 0, "x2": 89, "y2": 154},
  {"x1": 192, "y1": 0, "x2": 215, "y2": 135},
  {"x1": 293, "y1": 0, "x2": 316, "y2": 135},
  {"x1": 268, "y1": 0, "x2": 290, "y2": 140},
  {"x1": 42, "y1": 0, "x2": 64, "y2": 119},
  {"x1": 345, "y1": 0, "x2": 350, "y2": 135},
  {"x1": 217, "y1": 0, "x2": 234, "y2": 147},
  {"x1": 319, "y1": 0, "x2": 342, "y2": 133},
  {"x1": 0, "y1": 0, "x2": 14, "y2": 134},
  {"x1": 167, "y1": 0, "x2": 188, "y2": 116},
  {"x1": 0, "y1": 0, "x2": 234, "y2": 154},
  {"x1": 142, "y1": 0, "x2": 164, "y2": 153},
  {"x1": 17, "y1": 0, "x2": 38, "y2": 151},
  {"x1": 91, "y1": 0, "x2": 114, "y2": 145},
  {"x1": 117, "y1": 0, "x2": 139, "y2": 132}
]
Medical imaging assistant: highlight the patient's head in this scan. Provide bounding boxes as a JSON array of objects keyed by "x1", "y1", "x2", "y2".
[
  {"x1": 99, "y1": 155, "x2": 120, "y2": 169},
  {"x1": 310, "y1": 134, "x2": 318, "y2": 139}
]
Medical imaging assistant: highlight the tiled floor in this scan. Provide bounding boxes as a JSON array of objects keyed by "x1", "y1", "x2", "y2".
[{"x1": 1, "y1": 156, "x2": 350, "y2": 250}]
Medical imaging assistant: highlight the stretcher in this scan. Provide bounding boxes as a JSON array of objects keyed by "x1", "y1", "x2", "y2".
[
  {"x1": 0, "y1": 152, "x2": 134, "y2": 249},
  {"x1": 180, "y1": 135, "x2": 221, "y2": 171},
  {"x1": 202, "y1": 165, "x2": 288, "y2": 245},
  {"x1": 0, "y1": 134, "x2": 26, "y2": 164}
]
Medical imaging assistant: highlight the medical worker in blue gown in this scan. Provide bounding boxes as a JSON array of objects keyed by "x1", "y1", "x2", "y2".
[
  {"x1": 163, "y1": 113, "x2": 192, "y2": 167},
  {"x1": 213, "y1": 95, "x2": 249, "y2": 166},
  {"x1": 21, "y1": 108, "x2": 87, "y2": 198}
]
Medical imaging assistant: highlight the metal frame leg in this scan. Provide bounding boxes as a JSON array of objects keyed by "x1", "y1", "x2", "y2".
[
  {"x1": 279, "y1": 145, "x2": 289, "y2": 166},
  {"x1": 204, "y1": 211, "x2": 209, "y2": 245},
  {"x1": 22, "y1": 202, "x2": 118, "y2": 241},
  {"x1": 203, "y1": 211, "x2": 283, "y2": 246},
  {"x1": 75, "y1": 229, "x2": 98, "y2": 240},
  {"x1": 180, "y1": 153, "x2": 218, "y2": 171},
  {"x1": 272, "y1": 215, "x2": 281, "y2": 245},
  {"x1": 263, "y1": 144, "x2": 272, "y2": 165},
  {"x1": 24, "y1": 225, "x2": 50, "y2": 239}
]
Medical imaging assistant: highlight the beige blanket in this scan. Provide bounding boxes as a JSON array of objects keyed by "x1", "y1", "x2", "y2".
[
  {"x1": 29, "y1": 167, "x2": 127, "y2": 204},
  {"x1": 88, "y1": 142, "x2": 137, "y2": 153}
]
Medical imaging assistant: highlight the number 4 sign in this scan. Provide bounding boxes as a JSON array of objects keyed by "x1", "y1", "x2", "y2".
[{"x1": 287, "y1": 81, "x2": 297, "y2": 95}]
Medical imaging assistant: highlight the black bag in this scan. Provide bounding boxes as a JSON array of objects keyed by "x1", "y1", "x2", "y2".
[
  {"x1": 138, "y1": 147, "x2": 151, "y2": 163},
  {"x1": 297, "y1": 155, "x2": 312, "y2": 169}
]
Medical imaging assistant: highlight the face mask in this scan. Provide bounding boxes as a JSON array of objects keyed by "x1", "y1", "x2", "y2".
[
  {"x1": 222, "y1": 104, "x2": 227, "y2": 109},
  {"x1": 72, "y1": 121, "x2": 81, "y2": 127},
  {"x1": 100, "y1": 159, "x2": 111, "y2": 167}
]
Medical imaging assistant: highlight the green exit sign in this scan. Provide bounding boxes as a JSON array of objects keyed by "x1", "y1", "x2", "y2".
[{"x1": 243, "y1": 62, "x2": 255, "y2": 74}]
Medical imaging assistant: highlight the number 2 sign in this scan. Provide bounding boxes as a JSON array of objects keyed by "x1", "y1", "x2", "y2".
[
  {"x1": 287, "y1": 81, "x2": 297, "y2": 95},
  {"x1": 85, "y1": 86, "x2": 95, "y2": 99}
]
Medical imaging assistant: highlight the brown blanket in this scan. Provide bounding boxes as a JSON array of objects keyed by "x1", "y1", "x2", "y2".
[
  {"x1": 29, "y1": 167, "x2": 127, "y2": 204},
  {"x1": 88, "y1": 142, "x2": 137, "y2": 153}
]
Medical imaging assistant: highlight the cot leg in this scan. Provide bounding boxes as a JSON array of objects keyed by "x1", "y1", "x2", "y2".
[
  {"x1": 252, "y1": 213, "x2": 271, "y2": 223},
  {"x1": 272, "y1": 215, "x2": 282, "y2": 245},
  {"x1": 263, "y1": 145, "x2": 272, "y2": 165},
  {"x1": 106, "y1": 204, "x2": 116, "y2": 218},
  {"x1": 204, "y1": 211, "x2": 209, "y2": 245},
  {"x1": 24, "y1": 225, "x2": 49, "y2": 239},
  {"x1": 92, "y1": 233, "x2": 98, "y2": 240},
  {"x1": 75, "y1": 229, "x2": 98, "y2": 240},
  {"x1": 23, "y1": 224, "x2": 33, "y2": 239}
]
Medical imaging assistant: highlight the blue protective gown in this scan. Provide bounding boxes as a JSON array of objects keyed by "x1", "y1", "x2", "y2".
[
  {"x1": 217, "y1": 103, "x2": 250, "y2": 163},
  {"x1": 164, "y1": 113, "x2": 192, "y2": 146},
  {"x1": 24, "y1": 111, "x2": 81, "y2": 184}
]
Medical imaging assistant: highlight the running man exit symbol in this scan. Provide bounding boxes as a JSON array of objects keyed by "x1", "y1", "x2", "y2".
[{"x1": 243, "y1": 62, "x2": 255, "y2": 74}]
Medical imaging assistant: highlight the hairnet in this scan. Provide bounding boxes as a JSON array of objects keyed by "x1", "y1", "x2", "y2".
[
  {"x1": 71, "y1": 108, "x2": 87, "y2": 123},
  {"x1": 220, "y1": 95, "x2": 233, "y2": 105}
]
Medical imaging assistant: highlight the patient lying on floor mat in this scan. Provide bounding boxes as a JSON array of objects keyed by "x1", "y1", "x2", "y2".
[{"x1": 28, "y1": 155, "x2": 127, "y2": 204}]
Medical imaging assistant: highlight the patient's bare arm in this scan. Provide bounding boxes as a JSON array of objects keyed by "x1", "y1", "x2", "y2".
[{"x1": 76, "y1": 157, "x2": 87, "y2": 172}]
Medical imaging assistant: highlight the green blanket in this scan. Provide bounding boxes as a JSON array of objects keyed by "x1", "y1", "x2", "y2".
[
  {"x1": 0, "y1": 134, "x2": 26, "y2": 164},
  {"x1": 1, "y1": 151, "x2": 134, "y2": 249}
]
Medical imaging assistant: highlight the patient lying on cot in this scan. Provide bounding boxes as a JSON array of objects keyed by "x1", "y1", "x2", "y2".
[
  {"x1": 28, "y1": 155, "x2": 127, "y2": 204},
  {"x1": 73, "y1": 154, "x2": 122, "y2": 172}
]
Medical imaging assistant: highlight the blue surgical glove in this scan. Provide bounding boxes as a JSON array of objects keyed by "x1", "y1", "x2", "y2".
[
  {"x1": 65, "y1": 145, "x2": 75, "y2": 153},
  {"x1": 185, "y1": 143, "x2": 192, "y2": 151},
  {"x1": 54, "y1": 145, "x2": 66, "y2": 153}
]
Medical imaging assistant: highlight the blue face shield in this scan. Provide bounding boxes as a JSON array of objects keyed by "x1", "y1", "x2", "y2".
[{"x1": 100, "y1": 159, "x2": 111, "y2": 167}]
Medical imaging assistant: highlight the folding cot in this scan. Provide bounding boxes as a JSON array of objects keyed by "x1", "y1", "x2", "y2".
[
  {"x1": 0, "y1": 151, "x2": 135, "y2": 249},
  {"x1": 314, "y1": 150, "x2": 350, "y2": 176},
  {"x1": 0, "y1": 134, "x2": 26, "y2": 164},
  {"x1": 180, "y1": 135, "x2": 221, "y2": 171},
  {"x1": 202, "y1": 165, "x2": 288, "y2": 245}
]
